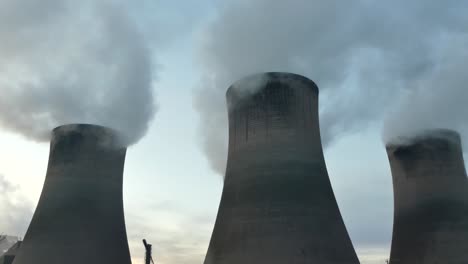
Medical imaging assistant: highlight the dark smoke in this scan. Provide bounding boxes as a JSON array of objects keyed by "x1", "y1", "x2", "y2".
[
  {"x1": 0, "y1": 175, "x2": 33, "y2": 236},
  {"x1": 193, "y1": 0, "x2": 468, "y2": 174},
  {"x1": 0, "y1": 0, "x2": 156, "y2": 146}
]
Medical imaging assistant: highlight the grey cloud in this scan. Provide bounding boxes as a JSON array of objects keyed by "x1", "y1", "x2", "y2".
[
  {"x1": 193, "y1": 0, "x2": 468, "y2": 174},
  {"x1": 383, "y1": 36, "x2": 468, "y2": 145},
  {"x1": 192, "y1": 0, "x2": 468, "y2": 259},
  {"x1": 126, "y1": 201, "x2": 215, "y2": 264},
  {"x1": 325, "y1": 135, "x2": 394, "y2": 253},
  {"x1": 0, "y1": 175, "x2": 33, "y2": 237},
  {"x1": 356, "y1": 247, "x2": 390, "y2": 264},
  {"x1": 0, "y1": 0, "x2": 156, "y2": 146},
  {"x1": 341, "y1": 188, "x2": 393, "y2": 246}
]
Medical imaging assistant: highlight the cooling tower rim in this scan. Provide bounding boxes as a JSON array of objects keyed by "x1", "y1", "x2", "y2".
[
  {"x1": 52, "y1": 123, "x2": 117, "y2": 134},
  {"x1": 226, "y1": 72, "x2": 318, "y2": 98},
  {"x1": 385, "y1": 128, "x2": 461, "y2": 150},
  {"x1": 51, "y1": 123, "x2": 126, "y2": 148}
]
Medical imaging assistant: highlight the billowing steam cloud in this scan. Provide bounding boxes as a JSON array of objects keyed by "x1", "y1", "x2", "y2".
[
  {"x1": 383, "y1": 36, "x2": 468, "y2": 144},
  {"x1": 193, "y1": 0, "x2": 468, "y2": 174},
  {"x1": 0, "y1": 0, "x2": 156, "y2": 146},
  {"x1": 0, "y1": 175, "x2": 33, "y2": 236}
]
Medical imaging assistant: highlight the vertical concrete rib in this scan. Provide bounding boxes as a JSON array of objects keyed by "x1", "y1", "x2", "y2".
[
  {"x1": 387, "y1": 129, "x2": 468, "y2": 264},
  {"x1": 13, "y1": 124, "x2": 132, "y2": 264},
  {"x1": 204, "y1": 72, "x2": 360, "y2": 264}
]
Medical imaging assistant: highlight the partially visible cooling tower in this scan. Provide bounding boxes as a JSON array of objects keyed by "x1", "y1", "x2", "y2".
[
  {"x1": 204, "y1": 72, "x2": 359, "y2": 264},
  {"x1": 386, "y1": 129, "x2": 468, "y2": 264},
  {"x1": 13, "y1": 124, "x2": 132, "y2": 264}
]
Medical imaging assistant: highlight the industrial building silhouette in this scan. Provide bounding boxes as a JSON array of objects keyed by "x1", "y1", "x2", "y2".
[
  {"x1": 203, "y1": 72, "x2": 360, "y2": 264},
  {"x1": 12, "y1": 124, "x2": 132, "y2": 264},
  {"x1": 0, "y1": 240, "x2": 21, "y2": 264},
  {"x1": 386, "y1": 129, "x2": 468, "y2": 264}
]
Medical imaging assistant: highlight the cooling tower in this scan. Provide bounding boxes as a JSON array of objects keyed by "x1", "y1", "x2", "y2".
[
  {"x1": 386, "y1": 129, "x2": 468, "y2": 264},
  {"x1": 13, "y1": 124, "x2": 132, "y2": 264},
  {"x1": 204, "y1": 72, "x2": 359, "y2": 264}
]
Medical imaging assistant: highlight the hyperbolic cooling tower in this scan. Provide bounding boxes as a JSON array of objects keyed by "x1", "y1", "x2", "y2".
[
  {"x1": 204, "y1": 72, "x2": 359, "y2": 264},
  {"x1": 13, "y1": 124, "x2": 132, "y2": 264},
  {"x1": 386, "y1": 129, "x2": 468, "y2": 264}
]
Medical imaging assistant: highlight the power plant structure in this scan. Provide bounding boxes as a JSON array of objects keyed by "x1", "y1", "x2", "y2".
[
  {"x1": 13, "y1": 124, "x2": 132, "y2": 264},
  {"x1": 142, "y1": 239, "x2": 154, "y2": 264},
  {"x1": 386, "y1": 129, "x2": 468, "y2": 264},
  {"x1": 0, "y1": 241, "x2": 21, "y2": 264},
  {"x1": 204, "y1": 72, "x2": 360, "y2": 264}
]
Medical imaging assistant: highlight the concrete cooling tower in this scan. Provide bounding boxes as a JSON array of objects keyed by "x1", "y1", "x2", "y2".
[
  {"x1": 386, "y1": 129, "x2": 468, "y2": 264},
  {"x1": 13, "y1": 124, "x2": 132, "y2": 264},
  {"x1": 204, "y1": 72, "x2": 359, "y2": 264}
]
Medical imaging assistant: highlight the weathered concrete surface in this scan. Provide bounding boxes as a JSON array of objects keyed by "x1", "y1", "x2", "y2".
[
  {"x1": 13, "y1": 124, "x2": 132, "y2": 264},
  {"x1": 387, "y1": 130, "x2": 468, "y2": 264},
  {"x1": 204, "y1": 72, "x2": 360, "y2": 264}
]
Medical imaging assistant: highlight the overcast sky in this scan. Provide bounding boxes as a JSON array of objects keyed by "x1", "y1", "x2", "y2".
[{"x1": 1, "y1": 1, "x2": 468, "y2": 264}]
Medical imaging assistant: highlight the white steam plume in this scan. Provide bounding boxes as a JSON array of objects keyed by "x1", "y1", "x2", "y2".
[
  {"x1": 383, "y1": 35, "x2": 468, "y2": 145},
  {"x1": 193, "y1": 0, "x2": 468, "y2": 174},
  {"x1": 0, "y1": 0, "x2": 156, "y2": 146}
]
